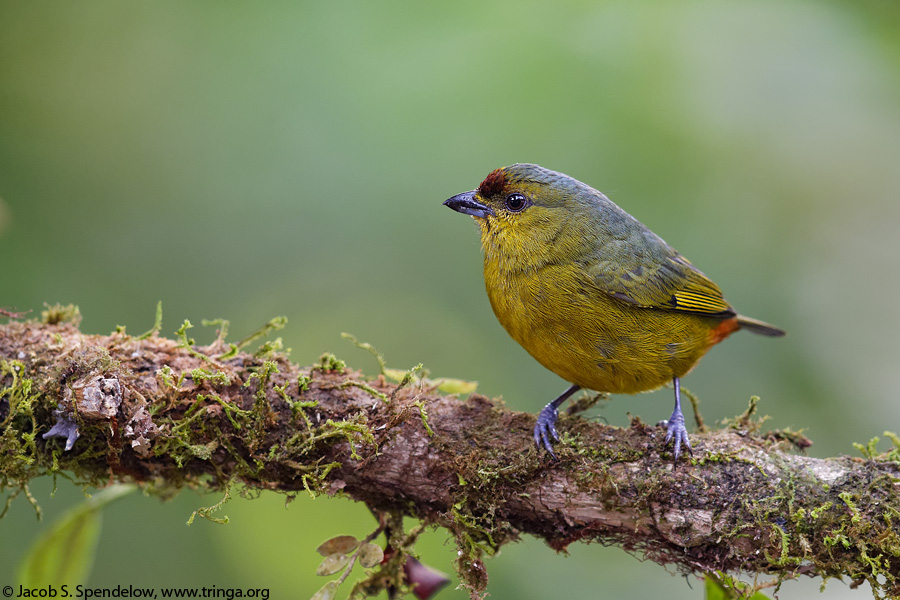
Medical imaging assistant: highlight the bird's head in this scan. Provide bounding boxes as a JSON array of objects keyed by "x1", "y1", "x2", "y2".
[{"x1": 443, "y1": 164, "x2": 607, "y2": 270}]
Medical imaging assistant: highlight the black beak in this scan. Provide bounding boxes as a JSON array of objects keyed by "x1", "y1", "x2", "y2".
[{"x1": 443, "y1": 191, "x2": 495, "y2": 219}]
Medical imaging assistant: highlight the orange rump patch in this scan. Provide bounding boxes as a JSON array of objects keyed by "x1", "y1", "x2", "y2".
[{"x1": 709, "y1": 317, "x2": 741, "y2": 345}]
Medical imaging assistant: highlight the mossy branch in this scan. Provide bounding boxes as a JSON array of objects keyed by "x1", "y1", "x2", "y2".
[{"x1": 2, "y1": 320, "x2": 900, "y2": 598}]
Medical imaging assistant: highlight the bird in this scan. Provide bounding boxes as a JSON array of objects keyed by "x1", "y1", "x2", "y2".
[{"x1": 443, "y1": 163, "x2": 784, "y2": 462}]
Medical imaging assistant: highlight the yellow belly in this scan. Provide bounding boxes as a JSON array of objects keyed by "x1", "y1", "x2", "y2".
[{"x1": 485, "y1": 263, "x2": 717, "y2": 394}]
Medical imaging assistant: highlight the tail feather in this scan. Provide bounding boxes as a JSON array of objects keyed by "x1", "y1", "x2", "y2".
[{"x1": 737, "y1": 315, "x2": 786, "y2": 337}]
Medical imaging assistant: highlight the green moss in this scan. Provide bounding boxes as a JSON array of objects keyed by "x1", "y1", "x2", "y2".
[
  {"x1": 839, "y1": 491, "x2": 861, "y2": 524},
  {"x1": 722, "y1": 396, "x2": 770, "y2": 433},
  {"x1": 56, "y1": 346, "x2": 121, "y2": 386},
  {"x1": 0, "y1": 360, "x2": 41, "y2": 484},
  {"x1": 690, "y1": 450, "x2": 742, "y2": 467},
  {"x1": 340, "y1": 380, "x2": 388, "y2": 403},
  {"x1": 316, "y1": 352, "x2": 346, "y2": 373},
  {"x1": 253, "y1": 337, "x2": 285, "y2": 359},
  {"x1": 157, "y1": 365, "x2": 176, "y2": 389},
  {"x1": 41, "y1": 303, "x2": 81, "y2": 326},
  {"x1": 853, "y1": 436, "x2": 881, "y2": 460},
  {"x1": 299, "y1": 462, "x2": 342, "y2": 499},
  {"x1": 858, "y1": 546, "x2": 888, "y2": 580},
  {"x1": 3, "y1": 315, "x2": 340, "y2": 520},
  {"x1": 450, "y1": 502, "x2": 497, "y2": 554},
  {"x1": 154, "y1": 406, "x2": 221, "y2": 468},
  {"x1": 809, "y1": 502, "x2": 832, "y2": 521},
  {"x1": 853, "y1": 432, "x2": 900, "y2": 463},
  {"x1": 186, "y1": 485, "x2": 232, "y2": 525},
  {"x1": 268, "y1": 403, "x2": 375, "y2": 496},
  {"x1": 448, "y1": 500, "x2": 500, "y2": 599},
  {"x1": 198, "y1": 393, "x2": 254, "y2": 430},
  {"x1": 341, "y1": 332, "x2": 388, "y2": 375},
  {"x1": 565, "y1": 427, "x2": 642, "y2": 465},
  {"x1": 297, "y1": 373, "x2": 312, "y2": 392},
  {"x1": 174, "y1": 319, "x2": 226, "y2": 365},
  {"x1": 318, "y1": 418, "x2": 375, "y2": 461},
  {"x1": 765, "y1": 427, "x2": 813, "y2": 452},
  {"x1": 763, "y1": 523, "x2": 802, "y2": 567},
  {"x1": 185, "y1": 368, "x2": 230, "y2": 387},
  {"x1": 234, "y1": 316, "x2": 287, "y2": 354},
  {"x1": 412, "y1": 399, "x2": 434, "y2": 437},
  {"x1": 245, "y1": 360, "x2": 279, "y2": 430},
  {"x1": 137, "y1": 301, "x2": 164, "y2": 340},
  {"x1": 200, "y1": 316, "x2": 229, "y2": 342},
  {"x1": 388, "y1": 364, "x2": 423, "y2": 402},
  {"x1": 287, "y1": 398, "x2": 318, "y2": 431}
]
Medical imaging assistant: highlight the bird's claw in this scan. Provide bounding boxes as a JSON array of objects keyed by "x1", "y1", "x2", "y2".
[
  {"x1": 661, "y1": 409, "x2": 692, "y2": 464},
  {"x1": 534, "y1": 403, "x2": 560, "y2": 458}
]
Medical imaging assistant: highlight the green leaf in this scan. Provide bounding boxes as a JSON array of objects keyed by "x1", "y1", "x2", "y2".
[
  {"x1": 316, "y1": 535, "x2": 359, "y2": 556},
  {"x1": 383, "y1": 368, "x2": 411, "y2": 383},
  {"x1": 705, "y1": 574, "x2": 771, "y2": 600},
  {"x1": 316, "y1": 554, "x2": 350, "y2": 576},
  {"x1": 432, "y1": 377, "x2": 478, "y2": 394},
  {"x1": 705, "y1": 576, "x2": 728, "y2": 600},
  {"x1": 310, "y1": 581, "x2": 339, "y2": 600},
  {"x1": 382, "y1": 368, "x2": 479, "y2": 395},
  {"x1": 17, "y1": 484, "x2": 136, "y2": 587},
  {"x1": 357, "y1": 542, "x2": 384, "y2": 568}
]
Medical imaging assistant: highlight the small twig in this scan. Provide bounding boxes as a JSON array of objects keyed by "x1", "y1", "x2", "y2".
[{"x1": 682, "y1": 384, "x2": 706, "y2": 432}]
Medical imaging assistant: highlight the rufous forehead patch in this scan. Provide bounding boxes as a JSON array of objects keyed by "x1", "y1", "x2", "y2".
[{"x1": 478, "y1": 168, "x2": 507, "y2": 198}]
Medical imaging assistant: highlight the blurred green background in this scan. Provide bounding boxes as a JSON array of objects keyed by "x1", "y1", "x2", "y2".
[{"x1": 2, "y1": 1, "x2": 899, "y2": 598}]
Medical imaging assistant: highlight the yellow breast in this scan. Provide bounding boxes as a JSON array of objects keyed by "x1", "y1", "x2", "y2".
[{"x1": 483, "y1": 260, "x2": 717, "y2": 394}]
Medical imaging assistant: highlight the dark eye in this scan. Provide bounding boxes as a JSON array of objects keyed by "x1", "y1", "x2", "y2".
[{"x1": 505, "y1": 193, "x2": 528, "y2": 212}]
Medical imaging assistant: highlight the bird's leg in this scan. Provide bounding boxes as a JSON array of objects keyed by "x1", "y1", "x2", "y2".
[
  {"x1": 534, "y1": 384, "x2": 581, "y2": 458},
  {"x1": 662, "y1": 376, "x2": 692, "y2": 463}
]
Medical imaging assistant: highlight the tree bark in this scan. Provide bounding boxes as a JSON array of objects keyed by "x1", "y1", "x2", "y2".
[{"x1": 1, "y1": 319, "x2": 899, "y2": 598}]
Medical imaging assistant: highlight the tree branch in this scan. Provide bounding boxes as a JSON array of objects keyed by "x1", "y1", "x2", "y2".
[{"x1": 1, "y1": 318, "x2": 899, "y2": 598}]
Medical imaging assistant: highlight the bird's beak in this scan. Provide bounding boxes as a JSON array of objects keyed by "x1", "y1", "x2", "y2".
[{"x1": 443, "y1": 191, "x2": 495, "y2": 219}]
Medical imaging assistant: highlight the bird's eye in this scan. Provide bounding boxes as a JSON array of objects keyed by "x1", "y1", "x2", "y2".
[{"x1": 505, "y1": 193, "x2": 528, "y2": 212}]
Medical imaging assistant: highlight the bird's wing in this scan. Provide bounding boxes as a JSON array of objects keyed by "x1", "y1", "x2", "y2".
[{"x1": 587, "y1": 236, "x2": 735, "y2": 317}]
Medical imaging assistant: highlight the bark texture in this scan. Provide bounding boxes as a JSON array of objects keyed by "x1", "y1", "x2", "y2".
[{"x1": 1, "y1": 318, "x2": 899, "y2": 598}]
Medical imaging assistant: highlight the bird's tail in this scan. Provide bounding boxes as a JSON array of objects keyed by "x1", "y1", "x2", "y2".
[{"x1": 737, "y1": 315, "x2": 786, "y2": 337}]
